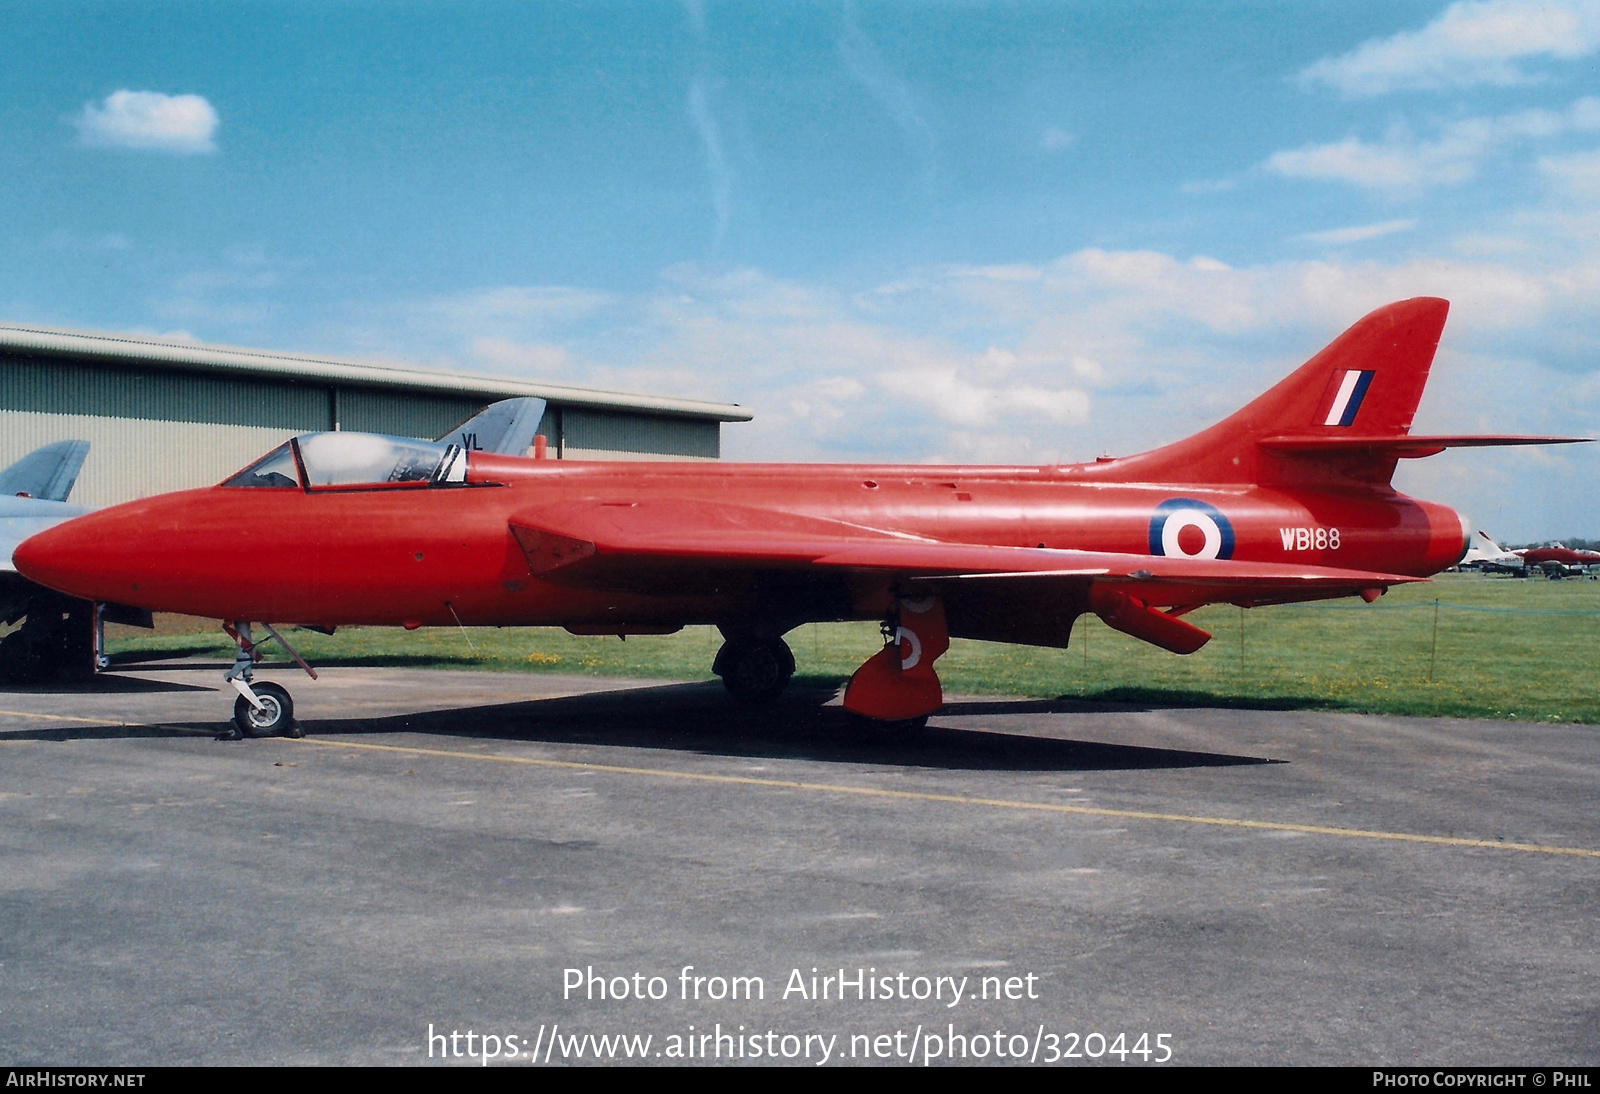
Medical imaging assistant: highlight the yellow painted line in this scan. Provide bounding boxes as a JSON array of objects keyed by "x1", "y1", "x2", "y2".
[
  {"x1": 295, "y1": 737, "x2": 1600, "y2": 860},
  {"x1": 0, "y1": 708, "x2": 213, "y2": 736},
  {"x1": 0, "y1": 708, "x2": 137, "y2": 726}
]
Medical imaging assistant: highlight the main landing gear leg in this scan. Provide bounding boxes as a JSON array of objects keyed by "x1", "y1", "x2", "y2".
[
  {"x1": 842, "y1": 595, "x2": 950, "y2": 729},
  {"x1": 221, "y1": 621, "x2": 316, "y2": 740}
]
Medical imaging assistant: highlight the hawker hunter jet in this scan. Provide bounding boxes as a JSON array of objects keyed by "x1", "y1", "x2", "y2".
[
  {"x1": 13, "y1": 298, "x2": 1585, "y2": 736},
  {"x1": 0, "y1": 441, "x2": 147, "y2": 682}
]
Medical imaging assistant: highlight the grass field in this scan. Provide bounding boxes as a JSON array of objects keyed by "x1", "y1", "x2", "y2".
[{"x1": 105, "y1": 572, "x2": 1600, "y2": 724}]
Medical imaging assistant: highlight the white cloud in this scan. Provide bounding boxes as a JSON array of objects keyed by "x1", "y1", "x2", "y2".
[
  {"x1": 330, "y1": 211, "x2": 1600, "y2": 531},
  {"x1": 466, "y1": 337, "x2": 574, "y2": 375},
  {"x1": 878, "y1": 367, "x2": 1090, "y2": 428},
  {"x1": 44, "y1": 231, "x2": 132, "y2": 252},
  {"x1": 426, "y1": 286, "x2": 611, "y2": 326},
  {"x1": 1179, "y1": 177, "x2": 1238, "y2": 194},
  {"x1": 1295, "y1": 219, "x2": 1418, "y2": 245},
  {"x1": 1039, "y1": 127, "x2": 1076, "y2": 152},
  {"x1": 1300, "y1": 0, "x2": 1600, "y2": 96},
  {"x1": 74, "y1": 90, "x2": 218, "y2": 153},
  {"x1": 1540, "y1": 146, "x2": 1600, "y2": 197},
  {"x1": 945, "y1": 264, "x2": 1043, "y2": 283},
  {"x1": 1069, "y1": 356, "x2": 1107, "y2": 384},
  {"x1": 1266, "y1": 98, "x2": 1600, "y2": 190}
]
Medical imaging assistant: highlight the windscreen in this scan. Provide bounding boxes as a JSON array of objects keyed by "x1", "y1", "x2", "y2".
[{"x1": 223, "y1": 443, "x2": 302, "y2": 488}]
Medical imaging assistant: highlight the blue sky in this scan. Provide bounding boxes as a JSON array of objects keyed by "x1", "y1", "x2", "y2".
[{"x1": 4, "y1": 1, "x2": 1600, "y2": 538}]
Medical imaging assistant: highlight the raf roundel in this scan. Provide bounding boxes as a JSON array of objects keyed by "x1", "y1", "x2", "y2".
[{"x1": 1148, "y1": 498, "x2": 1236, "y2": 560}]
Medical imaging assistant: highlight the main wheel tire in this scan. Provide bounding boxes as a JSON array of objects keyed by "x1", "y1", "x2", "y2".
[
  {"x1": 233, "y1": 681, "x2": 295, "y2": 738},
  {"x1": 715, "y1": 637, "x2": 795, "y2": 704}
]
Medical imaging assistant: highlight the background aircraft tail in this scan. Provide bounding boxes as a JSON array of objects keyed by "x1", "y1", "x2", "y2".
[
  {"x1": 1100, "y1": 297, "x2": 1450, "y2": 488},
  {"x1": 1477, "y1": 530, "x2": 1512, "y2": 556},
  {"x1": 438, "y1": 397, "x2": 547, "y2": 456},
  {"x1": 0, "y1": 440, "x2": 90, "y2": 502}
]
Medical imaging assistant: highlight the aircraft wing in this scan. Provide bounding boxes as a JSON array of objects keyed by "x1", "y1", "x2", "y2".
[
  {"x1": 0, "y1": 442, "x2": 93, "y2": 573},
  {"x1": 508, "y1": 498, "x2": 1420, "y2": 607},
  {"x1": 0, "y1": 498, "x2": 90, "y2": 572}
]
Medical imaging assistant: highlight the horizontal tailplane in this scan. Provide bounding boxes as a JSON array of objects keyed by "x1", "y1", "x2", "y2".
[{"x1": 1257, "y1": 434, "x2": 1589, "y2": 458}]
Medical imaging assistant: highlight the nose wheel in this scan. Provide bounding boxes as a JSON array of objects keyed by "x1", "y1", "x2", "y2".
[
  {"x1": 233, "y1": 681, "x2": 299, "y2": 738},
  {"x1": 221, "y1": 621, "x2": 315, "y2": 739}
]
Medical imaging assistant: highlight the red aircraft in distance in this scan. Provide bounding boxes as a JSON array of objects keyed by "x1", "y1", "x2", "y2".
[
  {"x1": 1516, "y1": 543, "x2": 1600, "y2": 569},
  {"x1": 13, "y1": 297, "x2": 1586, "y2": 737}
]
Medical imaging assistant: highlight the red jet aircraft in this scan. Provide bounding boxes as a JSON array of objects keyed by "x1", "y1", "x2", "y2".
[
  {"x1": 13, "y1": 297, "x2": 1584, "y2": 737},
  {"x1": 1516, "y1": 544, "x2": 1600, "y2": 569}
]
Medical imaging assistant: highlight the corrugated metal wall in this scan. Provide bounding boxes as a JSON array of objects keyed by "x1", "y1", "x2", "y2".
[
  {"x1": 0, "y1": 354, "x2": 725, "y2": 505},
  {"x1": 336, "y1": 387, "x2": 483, "y2": 439},
  {"x1": 0, "y1": 411, "x2": 301, "y2": 507},
  {"x1": 0, "y1": 353, "x2": 328, "y2": 429},
  {"x1": 560, "y1": 408, "x2": 720, "y2": 460}
]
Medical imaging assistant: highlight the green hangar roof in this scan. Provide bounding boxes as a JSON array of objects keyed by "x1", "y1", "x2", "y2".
[
  {"x1": 0, "y1": 323, "x2": 751, "y2": 423},
  {"x1": 0, "y1": 322, "x2": 750, "y2": 507}
]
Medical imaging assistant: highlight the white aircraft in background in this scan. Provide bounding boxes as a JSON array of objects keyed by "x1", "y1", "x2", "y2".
[
  {"x1": 0, "y1": 441, "x2": 143, "y2": 682},
  {"x1": 1460, "y1": 530, "x2": 1527, "y2": 575}
]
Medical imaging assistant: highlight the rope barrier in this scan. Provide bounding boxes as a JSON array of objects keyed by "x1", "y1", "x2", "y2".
[{"x1": 1290, "y1": 600, "x2": 1600, "y2": 617}]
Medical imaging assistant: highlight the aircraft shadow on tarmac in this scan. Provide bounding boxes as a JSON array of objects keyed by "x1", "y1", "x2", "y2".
[
  {"x1": 0, "y1": 721, "x2": 218, "y2": 742},
  {"x1": 302, "y1": 681, "x2": 1280, "y2": 772},
  {"x1": 0, "y1": 673, "x2": 214, "y2": 695}
]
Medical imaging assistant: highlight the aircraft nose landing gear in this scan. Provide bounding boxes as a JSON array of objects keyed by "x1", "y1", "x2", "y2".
[
  {"x1": 221, "y1": 621, "x2": 314, "y2": 739},
  {"x1": 234, "y1": 680, "x2": 295, "y2": 738}
]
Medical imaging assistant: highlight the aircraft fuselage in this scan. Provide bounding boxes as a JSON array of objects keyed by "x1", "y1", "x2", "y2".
[{"x1": 13, "y1": 454, "x2": 1468, "y2": 631}]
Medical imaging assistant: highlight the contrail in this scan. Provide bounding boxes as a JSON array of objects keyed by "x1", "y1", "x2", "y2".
[
  {"x1": 839, "y1": 0, "x2": 937, "y2": 193},
  {"x1": 684, "y1": 0, "x2": 733, "y2": 246}
]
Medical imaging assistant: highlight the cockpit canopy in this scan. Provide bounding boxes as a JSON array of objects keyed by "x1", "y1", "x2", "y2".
[{"x1": 223, "y1": 432, "x2": 469, "y2": 490}]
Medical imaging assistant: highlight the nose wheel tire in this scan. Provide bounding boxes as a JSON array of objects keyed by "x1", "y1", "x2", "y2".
[
  {"x1": 233, "y1": 681, "x2": 296, "y2": 738},
  {"x1": 714, "y1": 637, "x2": 796, "y2": 704}
]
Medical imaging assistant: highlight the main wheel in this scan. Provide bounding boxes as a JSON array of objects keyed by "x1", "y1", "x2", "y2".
[
  {"x1": 233, "y1": 681, "x2": 295, "y2": 737},
  {"x1": 714, "y1": 637, "x2": 796, "y2": 704}
]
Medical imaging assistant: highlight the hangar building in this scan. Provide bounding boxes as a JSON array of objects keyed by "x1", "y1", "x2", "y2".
[{"x1": 0, "y1": 324, "x2": 751, "y2": 508}]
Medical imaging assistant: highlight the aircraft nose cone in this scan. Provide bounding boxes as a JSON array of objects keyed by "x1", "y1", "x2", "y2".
[{"x1": 13, "y1": 516, "x2": 116, "y2": 601}]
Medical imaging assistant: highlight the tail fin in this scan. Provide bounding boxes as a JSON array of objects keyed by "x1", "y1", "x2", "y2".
[
  {"x1": 1478, "y1": 530, "x2": 1511, "y2": 556},
  {"x1": 0, "y1": 440, "x2": 90, "y2": 502},
  {"x1": 1101, "y1": 298, "x2": 1449, "y2": 487},
  {"x1": 437, "y1": 397, "x2": 548, "y2": 456}
]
